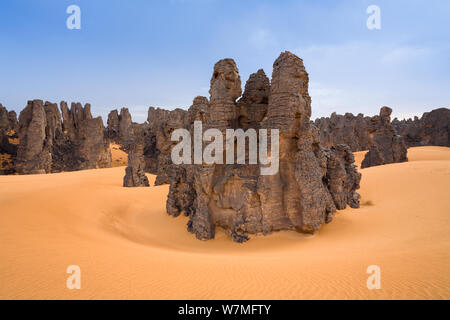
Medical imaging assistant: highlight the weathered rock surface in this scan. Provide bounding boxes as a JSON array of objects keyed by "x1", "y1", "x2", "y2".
[
  {"x1": 316, "y1": 107, "x2": 449, "y2": 153},
  {"x1": 361, "y1": 106, "x2": 408, "y2": 168},
  {"x1": 15, "y1": 100, "x2": 52, "y2": 174},
  {"x1": 0, "y1": 104, "x2": 19, "y2": 174},
  {"x1": 123, "y1": 140, "x2": 149, "y2": 187},
  {"x1": 314, "y1": 113, "x2": 372, "y2": 152},
  {"x1": 0, "y1": 104, "x2": 18, "y2": 134},
  {"x1": 161, "y1": 52, "x2": 361, "y2": 242},
  {"x1": 146, "y1": 107, "x2": 188, "y2": 185},
  {"x1": 392, "y1": 108, "x2": 450, "y2": 147},
  {"x1": 0, "y1": 104, "x2": 18, "y2": 152},
  {"x1": 106, "y1": 108, "x2": 134, "y2": 145},
  {"x1": 324, "y1": 144, "x2": 361, "y2": 209},
  {"x1": 15, "y1": 100, "x2": 111, "y2": 174}
]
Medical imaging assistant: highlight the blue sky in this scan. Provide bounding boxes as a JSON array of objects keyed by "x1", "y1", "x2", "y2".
[{"x1": 1, "y1": 0, "x2": 449, "y2": 122}]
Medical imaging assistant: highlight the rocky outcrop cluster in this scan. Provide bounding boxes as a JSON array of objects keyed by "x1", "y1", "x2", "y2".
[
  {"x1": 392, "y1": 108, "x2": 450, "y2": 147},
  {"x1": 315, "y1": 107, "x2": 449, "y2": 153},
  {"x1": 361, "y1": 106, "x2": 408, "y2": 168},
  {"x1": 14, "y1": 100, "x2": 111, "y2": 174},
  {"x1": 0, "y1": 104, "x2": 18, "y2": 174},
  {"x1": 146, "y1": 107, "x2": 188, "y2": 185},
  {"x1": 314, "y1": 107, "x2": 410, "y2": 168},
  {"x1": 106, "y1": 108, "x2": 134, "y2": 147},
  {"x1": 158, "y1": 52, "x2": 361, "y2": 242},
  {"x1": 314, "y1": 113, "x2": 371, "y2": 151},
  {"x1": 107, "y1": 107, "x2": 155, "y2": 187}
]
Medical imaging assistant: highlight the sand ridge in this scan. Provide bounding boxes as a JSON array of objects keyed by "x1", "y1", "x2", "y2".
[{"x1": 0, "y1": 146, "x2": 449, "y2": 299}]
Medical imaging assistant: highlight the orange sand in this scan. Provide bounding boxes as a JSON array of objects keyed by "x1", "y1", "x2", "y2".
[
  {"x1": 110, "y1": 143, "x2": 128, "y2": 167},
  {"x1": 0, "y1": 146, "x2": 449, "y2": 299}
]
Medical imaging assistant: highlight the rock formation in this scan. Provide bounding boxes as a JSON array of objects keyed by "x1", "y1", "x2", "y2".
[
  {"x1": 15, "y1": 100, "x2": 52, "y2": 174},
  {"x1": 0, "y1": 104, "x2": 18, "y2": 174},
  {"x1": 361, "y1": 106, "x2": 408, "y2": 168},
  {"x1": 15, "y1": 100, "x2": 111, "y2": 174},
  {"x1": 106, "y1": 108, "x2": 134, "y2": 146},
  {"x1": 146, "y1": 107, "x2": 188, "y2": 185},
  {"x1": 392, "y1": 108, "x2": 450, "y2": 147},
  {"x1": 161, "y1": 52, "x2": 361, "y2": 242},
  {"x1": 106, "y1": 105, "x2": 178, "y2": 186},
  {"x1": 314, "y1": 113, "x2": 371, "y2": 151},
  {"x1": 316, "y1": 107, "x2": 449, "y2": 152},
  {"x1": 123, "y1": 140, "x2": 150, "y2": 187},
  {"x1": 120, "y1": 121, "x2": 151, "y2": 187},
  {"x1": 323, "y1": 144, "x2": 361, "y2": 209},
  {"x1": 0, "y1": 104, "x2": 18, "y2": 134}
]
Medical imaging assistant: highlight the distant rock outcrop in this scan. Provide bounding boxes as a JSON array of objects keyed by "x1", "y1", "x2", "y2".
[
  {"x1": 361, "y1": 106, "x2": 408, "y2": 168},
  {"x1": 0, "y1": 104, "x2": 18, "y2": 134},
  {"x1": 106, "y1": 108, "x2": 134, "y2": 146},
  {"x1": 314, "y1": 113, "x2": 371, "y2": 152},
  {"x1": 15, "y1": 100, "x2": 111, "y2": 174},
  {"x1": 392, "y1": 108, "x2": 450, "y2": 147},
  {"x1": 0, "y1": 104, "x2": 18, "y2": 174},
  {"x1": 15, "y1": 100, "x2": 52, "y2": 174},
  {"x1": 123, "y1": 139, "x2": 149, "y2": 187},
  {"x1": 316, "y1": 107, "x2": 450, "y2": 153},
  {"x1": 160, "y1": 52, "x2": 361, "y2": 242},
  {"x1": 146, "y1": 107, "x2": 188, "y2": 185}
]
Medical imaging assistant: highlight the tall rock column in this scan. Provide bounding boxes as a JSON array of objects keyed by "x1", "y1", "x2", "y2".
[
  {"x1": 123, "y1": 140, "x2": 150, "y2": 187},
  {"x1": 258, "y1": 51, "x2": 336, "y2": 233},
  {"x1": 188, "y1": 59, "x2": 242, "y2": 240},
  {"x1": 15, "y1": 100, "x2": 51, "y2": 174}
]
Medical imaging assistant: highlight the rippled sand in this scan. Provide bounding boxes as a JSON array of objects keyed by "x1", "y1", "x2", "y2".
[{"x1": 1, "y1": 146, "x2": 449, "y2": 299}]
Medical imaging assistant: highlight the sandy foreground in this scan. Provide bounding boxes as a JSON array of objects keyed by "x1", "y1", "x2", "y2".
[{"x1": 0, "y1": 146, "x2": 449, "y2": 299}]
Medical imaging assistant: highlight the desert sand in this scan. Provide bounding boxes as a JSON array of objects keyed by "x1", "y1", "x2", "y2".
[
  {"x1": 0, "y1": 146, "x2": 449, "y2": 299},
  {"x1": 110, "y1": 143, "x2": 128, "y2": 167}
]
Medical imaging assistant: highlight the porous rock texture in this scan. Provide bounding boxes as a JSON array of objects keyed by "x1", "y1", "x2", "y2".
[
  {"x1": 392, "y1": 108, "x2": 449, "y2": 147},
  {"x1": 161, "y1": 52, "x2": 361, "y2": 242},
  {"x1": 15, "y1": 100, "x2": 111, "y2": 174},
  {"x1": 361, "y1": 106, "x2": 408, "y2": 169}
]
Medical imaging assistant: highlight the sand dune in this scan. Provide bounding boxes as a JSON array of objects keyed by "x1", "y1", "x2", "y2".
[{"x1": 1, "y1": 146, "x2": 449, "y2": 299}]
